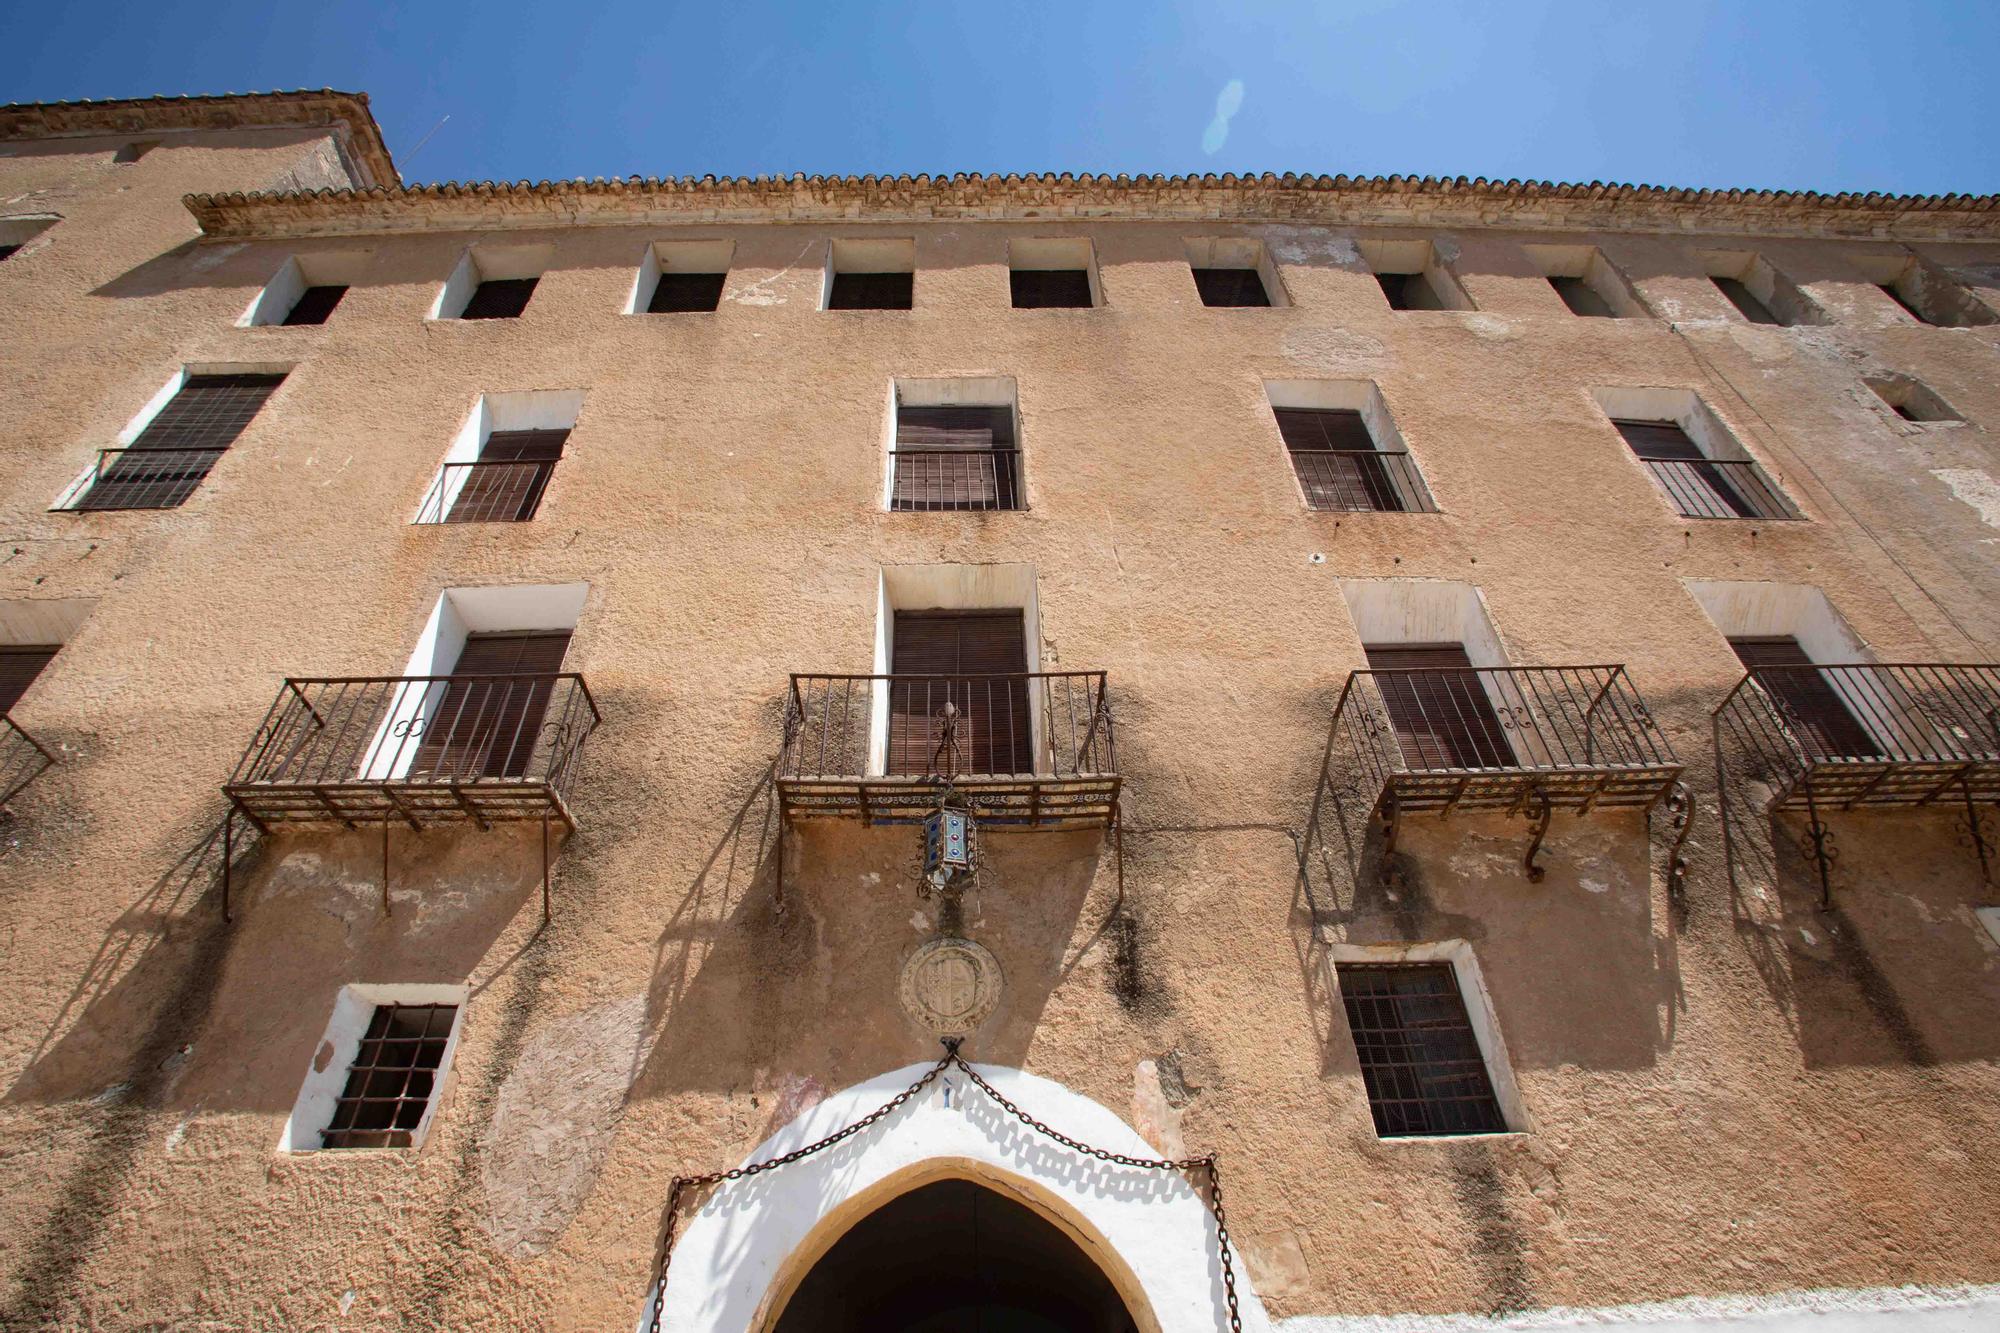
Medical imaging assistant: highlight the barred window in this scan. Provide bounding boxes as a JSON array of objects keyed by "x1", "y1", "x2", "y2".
[
  {"x1": 320, "y1": 1003, "x2": 458, "y2": 1150},
  {"x1": 891, "y1": 405, "x2": 1020, "y2": 512},
  {"x1": 1274, "y1": 407, "x2": 1433, "y2": 513},
  {"x1": 75, "y1": 373, "x2": 285, "y2": 511},
  {"x1": 1337, "y1": 961, "x2": 1507, "y2": 1137}
]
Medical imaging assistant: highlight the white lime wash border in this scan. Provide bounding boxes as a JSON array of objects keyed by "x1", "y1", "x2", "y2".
[
  {"x1": 637, "y1": 1059, "x2": 1270, "y2": 1333},
  {"x1": 1277, "y1": 1284, "x2": 2000, "y2": 1333}
]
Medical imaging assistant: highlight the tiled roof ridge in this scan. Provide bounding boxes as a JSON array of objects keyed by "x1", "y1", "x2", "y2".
[
  {"x1": 188, "y1": 169, "x2": 1995, "y2": 212},
  {"x1": 0, "y1": 89, "x2": 397, "y2": 190}
]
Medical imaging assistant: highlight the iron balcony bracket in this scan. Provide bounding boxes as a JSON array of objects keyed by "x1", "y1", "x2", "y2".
[
  {"x1": 1799, "y1": 778, "x2": 1838, "y2": 910},
  {"x1": 1522, "y1": 785, "x2": 1553, "y2": 882},
  {"x1": 1376, "y1": 788, "x2": 1401, "y2": 886},
  {"x1": 1957, "y1": 775, "x2": 1996, "y2": 887},
  {"x1": 1663, "y1": 780, "x2": 1696, "y2": 895}
]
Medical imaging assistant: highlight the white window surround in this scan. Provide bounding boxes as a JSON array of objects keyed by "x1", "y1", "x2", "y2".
[
  {"x1": 0, "y1": 598, "x2": 96, "y2": 648},
  {"x1": 0, "y1": 214, "x2": 60, "y2": 250},
  {"x1": 414, "y1": 389, "x2": 584, "y2": 525},
  {"x1": 1183, "y1": 235, "x2": 1288, "y2": 306},
  {"x1": 1265, "y1": 379, "x2": 1430, "y2": 509},
  {"x1": 358, "y1": 582, "x2": 588, "y2": 780},
  {"x1": 50, "y1": 362, "x2": 293, "y2": 511},
  {"x1": 868, "y1": 563, "x2": 1042, "y2": 775},
  {"x1": 1589, "y1": 386, "x2": 1760, "y2": 464},
  {"x1": 881, "y1": 377, "x2": 1022, "y2": 510},
  {"x1": 1524, "y1": 242, "x2": 1647, "y2": 317},
  {"x1": 238, "y1": 251, "x2": 369, "y2": 327},
  {"x1": 1977, "y1": 907, "x2": 2000, "y2": 949},
  {"x1": 1355, "y1": 238, "x2": 1474, "y2": 311},
  {"x1": 626, "y1": 239, "x2": 735, "y2": 314},
  {"x1": 1320, "y1": 937, "x2": 1530, "y2": 1137},
  {"x1": 280, "y1": 983, "x2": 468, "y2": 1154},
  {"x1": 430, "y1": 243, "x2": 555, "y2": 320},
  {"x1": 822, "y1": 238, "x2": 915, "y2": 309},
  {"x1": 1695, "y1": 249, "x2": 1825, "y2": 326},
  {"x1": 1007, "y1": 237, "x2": 1103, "y2": 307}
]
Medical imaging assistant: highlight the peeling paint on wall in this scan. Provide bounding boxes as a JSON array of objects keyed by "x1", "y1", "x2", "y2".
[{"x1": 1932, "y1": 469, "x2": 2000, "y2": 529}]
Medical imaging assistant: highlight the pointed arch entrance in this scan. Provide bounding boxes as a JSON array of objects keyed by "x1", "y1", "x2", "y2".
[
  {"x1": 638, "y1": 1061, "x2": 1268, "y2": 1333},
  {"x1": 765, "y1": 1166, "x2": 1142, "y2": 1333}
]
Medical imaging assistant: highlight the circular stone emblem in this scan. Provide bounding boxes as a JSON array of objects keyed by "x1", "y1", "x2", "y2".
[{"x1": 899, "y1": 937, "x2": 1003, "y2": 1036}]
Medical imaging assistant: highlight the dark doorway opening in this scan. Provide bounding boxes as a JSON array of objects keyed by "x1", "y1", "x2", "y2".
[{"x1": 772, "y1": 1178, "x2": 1139, "y2": 1333}]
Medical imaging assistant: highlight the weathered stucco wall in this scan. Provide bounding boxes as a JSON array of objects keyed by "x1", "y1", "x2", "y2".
[{"x1": 1, "y1": 117, "x2": 1998, "y2": 1330}]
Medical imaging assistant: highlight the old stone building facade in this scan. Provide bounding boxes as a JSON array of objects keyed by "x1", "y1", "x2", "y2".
[{"x1": 1, "y1": 91, "x2": 1998, "y2": 1331}]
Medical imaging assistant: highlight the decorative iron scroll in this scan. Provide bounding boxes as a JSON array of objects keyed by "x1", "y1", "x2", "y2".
[{"x1": 646, "y1": 1039, "x2": 1244, "y2": 1333}]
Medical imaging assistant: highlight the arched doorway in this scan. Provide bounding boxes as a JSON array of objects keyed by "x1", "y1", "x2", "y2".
[{"x1": 770, "y1": 1177, "x2": 1139, "y2": 1333}]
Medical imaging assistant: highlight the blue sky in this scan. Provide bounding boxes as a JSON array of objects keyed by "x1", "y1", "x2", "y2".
[{"x1": 3, "y1": 0, "x2": 1995, "y2": 194}]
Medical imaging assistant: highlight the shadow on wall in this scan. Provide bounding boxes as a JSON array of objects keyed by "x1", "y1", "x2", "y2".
[
  {"x1": 9, "y1": 821, "x2": 544, "y2": 1110},
  {"x1": 1713, "y1": 719, "x2": 2000, "y2": 1069},
  {"x1": 1293, "y1": 693, "x2": 1693, "y2": 1077},
  {"x1": 626, "y1": 763, "x2": 1113, "y2": 1105}
]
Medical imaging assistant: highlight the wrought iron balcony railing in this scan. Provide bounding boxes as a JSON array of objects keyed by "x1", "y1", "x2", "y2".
[
  {"x1": 1714, "y1": 662, "x2": 2000, "y2": 811},
  {"x1": 71, "y1": 446, "x2": 227, "y2": 511},
  {"x1": 1635, "y1": 455, "x2": 1796, "y2": 521},
  {"x1": 224, "y1": 672, "x2": 600, "y2": 831},
  {"x1": 777, "y1": 671, "x2": 1117, "y2": 827},
  {"x1": 888, "y1": 449, "x2": 1023, "y2": 511},
  {"x1": 1290, "y1": 448, "x2": 1438, "y2": 513},
  {"x1": 1322, "y1": 664, "x2": 1683, "y2": 815},
  {"x1": 414, "y1": 458, "x2": 560, "y2": 524},
  {"x1": 1, "y1": 714, "x2": 56, "y2": 807}
]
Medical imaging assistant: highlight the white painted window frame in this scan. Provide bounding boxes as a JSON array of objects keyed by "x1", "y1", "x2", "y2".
[
  {"x1": 1182, "y1": 235, "x2": 1288, "y2": 307},
  {"x1": 1006, "y1": 236, "x2": 1103, "y2": 308},
  {"x1": 413, "y1": 389, "x2": 584, "y2": 526},
  {"x1": 1321, "y1": 937, "x2": 1530, "y2": 1138},
  {"x1": 280, "y1": 983, "x2": 468, "y2": 1154},
  {"x1": 626, "y1": 238, "x2": 736, "y2": 314},
  {"x1": 881, "y1": 376, "x2": 1024, "y2": 511},
  {"x1": 49, "y1": 361, "x2": 293, "y2": 511},
  {"x1": 823, "y1": 237, "x2": 916, "y2": 311}
]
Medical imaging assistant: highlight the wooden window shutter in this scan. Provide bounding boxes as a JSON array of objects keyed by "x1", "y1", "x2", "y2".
[
  {"x1": 445, "y1": 429, "x2": 568, "y2": 523},
  {"x1": 81, "y1": 373, "x2": 285, "y2": 510},
  {"x1": 0, "y1": 645, "x2": 59, "y2": 715},
  {"x1": 1729, "y1": 637, "x2": 1881, "y2": 759},
  {"x1": 460, "y1": 278, "x2": 538, "y2": 320},
  {"x1": 1274, "y1": 408, "x2": 1404, "y2": 512},
  {"x1": 411, "y1": 632, "x2": 572, "y2": 779},
  {"x1": 887, "y1": 611, "x2": 1031, "y2": 776},
  {"x1": 1364, "y1": 644, "x2": 1516, "y2": 770},
  {"x1": 1612, "y1": 419, "x2": 1757, "y2": 519},
  {"x1": 892, "y1": 406, "x2": 1019, "y2": 511}
]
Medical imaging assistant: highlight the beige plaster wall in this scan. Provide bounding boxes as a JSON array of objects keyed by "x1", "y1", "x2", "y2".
[{"x1": 1, "y1": 134, "x2": 1998, "y2": 1328}]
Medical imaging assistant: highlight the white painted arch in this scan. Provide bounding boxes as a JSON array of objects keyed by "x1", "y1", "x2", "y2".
[{"x1": 640, "y1": 1060, "x2": 1270, "y2": 1333}]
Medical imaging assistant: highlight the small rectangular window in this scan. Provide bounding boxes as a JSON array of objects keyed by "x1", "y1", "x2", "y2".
[
  {"x1": 1358, "y1": 239, "x2": 1472, "y2": 312},
  {"x1": 1191, "y1": 267, "x2": 1270, "y2": 307},
  {"x1": 1010, "y1": 270, "x2": 1093, "y2": 308},
  {"x1": 460, "y1": 278, "x2": 538, "y2": 320},
  {"x1": 1712, "y1": 276, "x2": 1779, "y2": 325},
  {"x1": 282, "y1": 284, "x2": 348, "y2": 326},
  {"x1": 1865, "y1": 374, "x2": 1961, "y2": 423},
  {"x1": 1527, "y1": 244, "x2": 1641, "y2": 318},
  {"x1": 632, "y1": 239, "x2": 733, "y2": 314},
  {"x1": 1337, "y1": 961, "x2": 1508, "y2": 1138},
  {"x1": 113, "y1": 141, "x2": 158, "y2": 164},
  {"x1": 829, "y1": 271, "x2": 912, "y2": 310},
  {"x1": 893, "y1": 405, "x2": 1020, "y2": 511},
  {"x1": 320, "y1": 1003, "x2": 459, "y2": 1150},
  {"x1": 649, "y1": 272, "x2": 726, "y2": 313},
  {"x1": 1186, "y1": 238, "x2": 1282, "y2": 307},
  {"x1": 73, "y1": 372, "x2": 285, "y2": 511},
  {"x1": 0, "y1": 245, "x2": 19, "y2": 264},
  {"x1": 0, "y1": 645, "x2": 59, "y2": 715},
  {"x1": 1549, "y1": 274, "x2": 1615, "y2": 317}
]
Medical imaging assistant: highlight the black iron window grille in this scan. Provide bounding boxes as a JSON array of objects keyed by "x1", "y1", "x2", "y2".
[
  {"x1": 73, "y1": 373, "x2": 284, "y2": 510},
  {"x1": 1191, "y1": 267, "x2": 1271, "y2": 307},
  {"x1": 1612, "y1": 419, "x2": 1795, "y2": 521},
  {"x1": 459, "y1": 277, "x2": 538, "y2": 320},
  {"x1": 891, "y1": 406, "x2": 1020, "y2": 511},
  {"x1": 1010, "y1": 269, "x2": 1093, "y2": 308},
  {"x1": 1337, "y1": 962, "x2": 1508, "y2": 1137},
  {"x1": 648, "y1": 272, "x2": 727, "y2": 313},
  {"x1": 416, "y1": 429, "x2": 568, "y2": 524},
  {"x1": 321, "y1": 1003, "x2": 458, "y2": 1149},
  {"x1": 1274, "y1": 407, "x2": 1436, "y2": 513},
  {"x1": 828, "y1": 271, "x2": 912, "y2": 310}
]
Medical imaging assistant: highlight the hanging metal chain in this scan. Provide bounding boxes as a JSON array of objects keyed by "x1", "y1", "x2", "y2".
[{"x1": 646, "y1": 1038, "x2": 1244, "y2": 1333}]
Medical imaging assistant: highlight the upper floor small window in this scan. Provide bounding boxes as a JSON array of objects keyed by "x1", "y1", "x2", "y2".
[
  {"x1": 889, "y1": 379, "x2": 1021, "y2": 512},
  {"x1": 1008, "y1": 238, "x2": 1099, "y2": 308},
  {"x1": 1856, "y1": 254, "x2": 1998, "y2": 329},
  {"x1": 1358, "y1": 239, "x2": 1473, "y2": 311},
  {"x1": 113, "y1": 140, "x2": 158, "y2": 164},
  {"x1": 826, "y1": 238, "x2": 914, "y2": 310},
  {"x1": 1186, "y1": 237, "x2": 1283, "y2": 307},
  {"x1": 241, "y1": 253, "x2": 366, "y2": 327},
  {"x1": 1592, "y1": 387, "x2": 1797, "y2": 521},
  {"x1": 60, "y1": 370, "x2": 286, "y2": 511},
  {"x1": 630, "y1": 239, "x2": 733, "y2": 314},
  {"x1": 432, "y1": 244, "x2": 553, "y2": 321},
  {"x1": 1527, "y1": 244, "x2": 1645, "y2": 318},
  {"x1": 1865, "y1": 374, "x2": 1961, "y2": 424},
  {"x1": 1695, "y1": 251, "x2": 1826, "y2": 327},
  {"x1": 0, "y1": 215, "x2": 59, "y2": 264}
]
